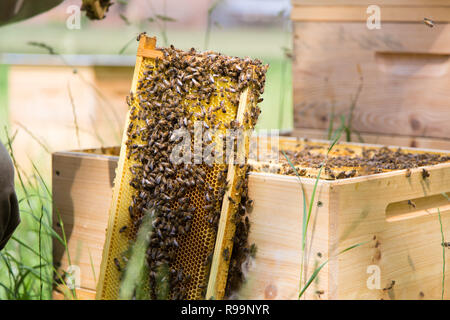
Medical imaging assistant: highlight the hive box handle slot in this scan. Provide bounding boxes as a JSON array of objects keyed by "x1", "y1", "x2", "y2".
[
  {"x1": 386, "y1": 192, "x2": 450, "y2": 222},
  {"x1": 375, "y1": 52, "x2": 450, "y2": 78}
]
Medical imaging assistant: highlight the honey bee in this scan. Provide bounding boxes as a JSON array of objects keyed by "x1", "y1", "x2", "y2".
[
  {"x1": 423, "y1": 18, "x2": 435, "y2": 28},
  {"x1": 222, "y1": 248, "x2": 230, "y2": 261},
  {"x1": 114, "y1": 258, "x2": 122, "y2": 272},
  {"x1": 137, "y1": 31, "x2": 147, "y2": 41},
  {"x1": 235, "y1": 179, "x2": 243, "y2": 191},
  {"x1": 405, "y1": 168, "x2": 411, "y2": 178},
  {"x1": 203, "y1": 203, "x2": 214, "y2": 211},
  {"x1": 204, "y1": 252, "x2": 213, "y2": 266},
  {"x1": 383, "y1": 280, "x2": 396, "y2": 291},
  {"x1": 205, "y1": 192, "x2": 213, "y2": 203},
  {"x1": 407, "y1": 200, "x2": 416, "y2": 208},
  {"x1": 227, "y1": 196, "x2": 236, "y2": 204}
]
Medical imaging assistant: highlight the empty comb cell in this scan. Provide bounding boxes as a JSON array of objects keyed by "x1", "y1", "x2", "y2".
[{"x1": 96, "y1": 36, "x2": 268, "y2": 300}]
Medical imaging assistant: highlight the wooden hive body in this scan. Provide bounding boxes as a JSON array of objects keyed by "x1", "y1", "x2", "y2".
[
  {"x1": 243, "y1": 163, "x2": 450, "y2": 299},
  {"x1": 291, "y1": 0, "x2": 450, "y2": 150},
  {"x1": 53, "y1": 138, "x2": 450, "y2": 299},
  {"x1": 79, "y1": 35, "x2": 266, "y2": 300}
]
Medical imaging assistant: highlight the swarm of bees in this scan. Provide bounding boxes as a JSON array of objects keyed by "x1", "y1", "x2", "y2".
[
  {"x1": 253, "y1": 143, "x2": 450, "y2": 180},
  {"x1": 121, "y1": 44, "x2": 267, "y2": 300}
]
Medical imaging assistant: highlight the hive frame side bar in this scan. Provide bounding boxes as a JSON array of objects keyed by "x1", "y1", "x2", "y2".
[
  {"x1": 96, "y1": 36, "x2": 161, "y2": 299},
  {"x1": 206, "y1": 88, "x2": 252, "y2": 300},
  {"x1": 95, "y1": 56, "x2": 143, "y2": 300}
]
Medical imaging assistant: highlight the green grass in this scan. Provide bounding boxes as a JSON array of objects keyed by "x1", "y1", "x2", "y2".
[
  {"x1": 0, "y1": 134, "x2": 53, "y2": 299},
  {"x1": 0, "y1": 65, "x2": 9, "y2": 141},
  {"x1": 0, "y1": 128, "x2": 75, "y2": 300},
  {"x1": 119, "y1": 211, "x2": 154, "y2": 300},
  {"x1": 0, "y1": 24, "x2": 292, "y2": 131},
  {"x1": 282, "y1": 128, "x2": 368, "y2": 299},
  {"x1": 438, "y1": 208, "x2": 446, "y2": 300}
]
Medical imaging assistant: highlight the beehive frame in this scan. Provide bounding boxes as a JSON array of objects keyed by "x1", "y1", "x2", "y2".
[{"x1": 96, "y1": 36, "x2": 259, "y2": 300}]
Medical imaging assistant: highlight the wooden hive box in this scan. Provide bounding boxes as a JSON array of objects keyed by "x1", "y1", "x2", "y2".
[
  {"x1": 52, "y1": 147, "x2": 120, "y2": 300},
  {"x1": 291, "y1": 0, "x2": 450, "y2": 150},
  {"x1": 52, "y1": 138, "x2": 450, "y2": 299}
]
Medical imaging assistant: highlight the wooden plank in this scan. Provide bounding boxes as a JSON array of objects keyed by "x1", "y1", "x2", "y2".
[
  {"x1": 53, "y1": 287, "x2": 96, "y2": 300},
  {"x1": 136, "y1": 36, "x2": 164, "y2": 59},
  {"x1": 292, "y1": 0, "x2": 450, "y2": 6},
  {"x1": 239, "y1": 173, "x2": 331, "y2": 300},
  {"x1": 243, "y1": 161, "x2": 450, "y2": 299},
  {"x1": 53, "y1": 151, "x2": 117, "y2": 291},
  {"x1": 95, "y1": 38, "x2": 151, "y2": 299},
  {"x1": 292, "y1": 22, "x2": 450, "y2": 139},
  {"x1": 290, "y1": 128, "x2": 450, "y2": 150},
  {"x1": 93, "y1": 66, "x2": 133, "y2": 135},
  {"x1": 291, "y1": 6, "x2": 450, "y2": 22},
  {"x1": 8, "y1": 64, "x2": 130, "y2": 177}
]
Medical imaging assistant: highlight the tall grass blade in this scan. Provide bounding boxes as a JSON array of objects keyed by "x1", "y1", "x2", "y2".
[
  {"x1": 298, "y1": 241, "x2": 368, "y2": 298},
  {"x1": 155, "y1": 264, "x2": 170, "y2": 300},
  {"x1": 15, "y1": 122, "x2": 52, "y2": 154},
  {"x1": 67, "y1": 83, "x2": 81, "y2": 149},
  {"x1": 118, "y1": 36, "x2": 136, "y2": 55},
  {"x1": 119, "y1": 210, "x2": 154, "y2": 300},
  {"x1": 204, "y1": 0, "x2": 223, "y2": 50},
  {"x1": 283, "y1": 128, "x2": 343, "y2": 297},
  {"x1": 88, "y1": 248, "x2": 97, "y2": 284}
]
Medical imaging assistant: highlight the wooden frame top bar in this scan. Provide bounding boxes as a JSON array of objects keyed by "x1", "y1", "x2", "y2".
[{"x1": 136, "y1": 36, "x2": 164, "y2": 59}]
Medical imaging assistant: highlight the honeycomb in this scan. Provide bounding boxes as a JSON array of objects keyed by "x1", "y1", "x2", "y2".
[{"x1": 96, "y1": 36, "x2": 266, "y2": 300}]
